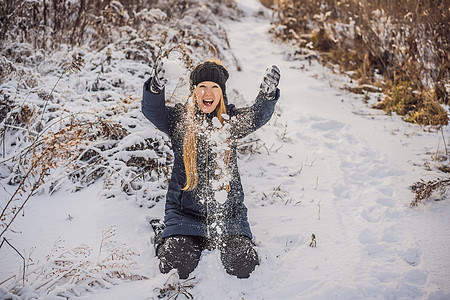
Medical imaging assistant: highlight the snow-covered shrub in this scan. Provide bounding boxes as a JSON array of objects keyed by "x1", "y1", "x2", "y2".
[
  {"x1": 410, "y1": 178, "x2": 450, "y2": 207},
  {"x1": 0, "y1": 117, "x2": 89, "y2": 239},
  {"x1": 154, "y1": 272, "x2": 197, "y2": 299},
  {"x1": 0, "y1": 0, "x2": 242, "y2": 239},
  {"x1": 4, "y1": 227, "x2": 144, "y2": 298}
]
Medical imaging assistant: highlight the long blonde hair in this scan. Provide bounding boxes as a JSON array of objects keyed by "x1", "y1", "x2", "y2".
[{"x1": 182, "y1": 91, "x2": 227, "y2": 191}]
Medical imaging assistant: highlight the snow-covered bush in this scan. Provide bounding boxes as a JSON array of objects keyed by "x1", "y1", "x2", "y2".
[
  {"x1": 410, "y1": 178, "x2": 450, "y2": 207},
  {"x1": 0, "y1": 0, "x2": 242, "y2": 238},
  {"x1": 3, "y1": 227, "x2": 145, "y2": 298},
  {"x1": 0, "y1": 1, "x2": 248, "y2": 297}
]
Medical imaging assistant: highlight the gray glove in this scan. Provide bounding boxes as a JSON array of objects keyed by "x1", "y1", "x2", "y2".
[
  {"x1": 150, "y1": 57, "x2": 168, "y2": 93},
  {"x1": 260, "y1": 65, "x2": 280, "y2": 99}
]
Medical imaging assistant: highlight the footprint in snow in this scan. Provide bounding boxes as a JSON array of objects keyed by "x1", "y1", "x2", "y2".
[
  {"x1": 376, "y1": 197, "x2": 396, "y2": 208},
  {"x1": 381, "y1": 226, "x2": 399, "y2": 243},
  {"x1": 358, "y1": 228, "x2": 377, "y2": 244},
  {"x1": 309, "y1": 119, "x2": 345, "y2": 134},
  {"x1": 361, "y1": 205, "x2": 387, "y2": 223},
  {"x1": 401, "y1": 248, "x2": 421, "y2": 266}
]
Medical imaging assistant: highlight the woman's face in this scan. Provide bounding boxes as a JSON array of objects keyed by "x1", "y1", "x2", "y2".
[{"x1": 194, "y1": 81, "x2": 222, "y2": 114}]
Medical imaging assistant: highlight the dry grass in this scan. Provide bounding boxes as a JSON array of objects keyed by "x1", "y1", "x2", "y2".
[
  {"x1": 4, "y1": 227, "x2": 144, "y2": 298},
  {"x1": 410, "y1": 178, "x2": 450, "y2": 207},
  {"x1": 0, "y1": 118, "x2": 89, "y2": 239},
  {"x1": 154, "y1": 273, "x2": 197, "y2": 300},
  {"x1": 269, "y1": 0, "x2": 449, "y2": 126}
]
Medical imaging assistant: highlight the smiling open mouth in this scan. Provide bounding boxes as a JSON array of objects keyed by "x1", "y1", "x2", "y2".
[{"x1": 203, "y1": 99, "x2": 214, "y2": 107}]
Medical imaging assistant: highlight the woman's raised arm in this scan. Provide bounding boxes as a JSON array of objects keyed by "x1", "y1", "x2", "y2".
[
  {"x1": 141, "y1": 80, "x2": 172, "y2": 135},
  {"x1": 229, "y1": 66, "x2": 281, "y2": 139},
  {"x1": 142, "y1": 59, "x2": 173, "y2": 135},
  {"x1": 228, "y1": 88, "x2": 280, "y2": 139}
]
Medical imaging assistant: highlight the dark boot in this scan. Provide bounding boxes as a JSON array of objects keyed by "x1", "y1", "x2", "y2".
[{"x1": 150, "y1": 219, "x2": 165, "y2": 249}]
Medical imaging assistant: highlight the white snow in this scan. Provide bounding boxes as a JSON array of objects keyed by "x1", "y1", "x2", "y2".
[{"x1": 1, "y1": 0, "x2": 450, "y2": 299}]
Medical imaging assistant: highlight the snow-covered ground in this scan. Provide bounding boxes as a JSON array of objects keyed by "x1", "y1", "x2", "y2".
[{"x1": 1, "y1": 0, "x2": 450, "y2": 299}]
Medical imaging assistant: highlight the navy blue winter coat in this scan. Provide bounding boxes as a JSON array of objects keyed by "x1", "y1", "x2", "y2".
[{"x1": 142, "y1": 79, "x2": 279, "y2": 239}]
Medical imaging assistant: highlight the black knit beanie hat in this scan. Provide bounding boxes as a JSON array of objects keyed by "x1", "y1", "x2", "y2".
[{"x1": 190, "y1": 61, "x2": 229, "y2": 96}]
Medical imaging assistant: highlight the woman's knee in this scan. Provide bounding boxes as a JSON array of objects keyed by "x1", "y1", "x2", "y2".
[
  {"x1": 157, "y1": 235, "x2": 204, "y2": 279},
  {"x1": 219, "y1": 236, "x2": 259, "y2": 278}
]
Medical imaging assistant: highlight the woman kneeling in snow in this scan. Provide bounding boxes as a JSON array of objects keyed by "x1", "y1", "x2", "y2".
[{"x1": 142, "y1": 59, "x2": 280, "y2": 279}]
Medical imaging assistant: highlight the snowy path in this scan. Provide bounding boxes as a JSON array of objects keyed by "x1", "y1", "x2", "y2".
[
  {"x1": 1, "y1": 0, "x2": 450, "y2": 299},
  {"x1": 217, "y1": 0, "x2": 450, "y2": 299}
]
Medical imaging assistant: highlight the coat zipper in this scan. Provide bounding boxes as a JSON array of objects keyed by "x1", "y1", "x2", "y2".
[
  {"x1": 203, "y1": 113, "x2": 211, "y2": 239},
  {"x1": 206, "y1": 138, "x2": 210, "y2": 238}
]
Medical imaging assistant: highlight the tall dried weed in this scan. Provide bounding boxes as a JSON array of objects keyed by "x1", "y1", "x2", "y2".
[
  {"x1": 410, "y1": 178, "x2": 450, "y2": 207},
  {"x1": 4, "y1": 227, "x2": 144, "y2": 298},
  {"x1": 270, "y1": 0, "x2": 449, "y2": 126}
]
